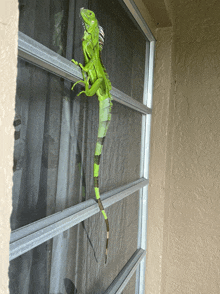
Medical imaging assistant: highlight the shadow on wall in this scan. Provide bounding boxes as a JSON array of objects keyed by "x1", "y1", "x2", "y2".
[
  {"x1": 51, "y1": 278, "x2": 78, "y2": 294},
  {"x1": 64, "y1": 278, "x2": 78, "y2": 294}
]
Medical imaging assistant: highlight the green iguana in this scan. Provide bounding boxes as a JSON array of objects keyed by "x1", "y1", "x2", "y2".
[{"x1": 71, "y1": 8, "x2": 112, "y2": 264}]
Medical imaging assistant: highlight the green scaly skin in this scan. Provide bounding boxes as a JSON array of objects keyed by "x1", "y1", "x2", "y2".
[{"x1": 71, "y1": 8, "x2": 112, "y2": 264}]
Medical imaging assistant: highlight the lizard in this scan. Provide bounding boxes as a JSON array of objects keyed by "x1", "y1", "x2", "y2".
[{"x1": 71, "y1": 8, "x2": 112, "y2": 264}]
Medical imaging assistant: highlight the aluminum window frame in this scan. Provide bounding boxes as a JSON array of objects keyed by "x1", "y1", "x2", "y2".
[{"x1": 10, "y1": 1, "x2": 155, "y2": 293}]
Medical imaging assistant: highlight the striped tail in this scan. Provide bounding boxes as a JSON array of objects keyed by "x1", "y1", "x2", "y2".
[{"x1": 94, "y1": 96, "x2": 112, "y2": 264}]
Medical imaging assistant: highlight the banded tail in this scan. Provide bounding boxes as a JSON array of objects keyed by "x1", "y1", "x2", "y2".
[{"x1": 94, "y1": 96, "x2": 112, "y2": 264}]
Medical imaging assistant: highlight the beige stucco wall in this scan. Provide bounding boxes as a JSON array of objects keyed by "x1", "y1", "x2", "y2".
[
  {"x1": 0, "y1": 0, "x2": 18, "y2": 293},
  {"x1": 146, "y1": 0, "x2": 220, "y2": 293},
  {"x1": 145, "y1": 26, "x2": 173, "y2": 293},
  {"x1": 133, "y1": 0, "x2": 156, "y2": 36}
]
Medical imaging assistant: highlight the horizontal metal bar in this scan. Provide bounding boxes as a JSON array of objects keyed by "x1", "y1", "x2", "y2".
[
  {"x1": 122, "y1": 0, "x2": 156, "y2": 42},
  {"x1": 111, "y1": 87, "x2": 151, "y2": 114},
  {"x1": 18, "y1": 31, "x2": 151, "y2": 115},
  {"x1": 10, "y1": 178, "x2": 148, "y2": 261},
  {"x1": 18, "y1": 31, "x2": 83, "y2": 84},
  {"x1": 104, "y1": 249, "x2": 146, "y2": 294}
]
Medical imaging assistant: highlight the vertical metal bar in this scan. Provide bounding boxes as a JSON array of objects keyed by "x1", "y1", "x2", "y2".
[
  {"x1": 146, "y1": 41, "x2": 155, "y2": 109},
  {"x1": 139, "y1": 41, "x2": 150, "y2": 179},
  {"x1": 104, "y1": 249, "x2": 146, "y2": 294},
  {"x1": 74, "y1": 101, "x2": 86, "y2": 288},
  {"x1": 136, "y1": 39, "x2": 155, "y2": 294},
  {"x1": 49, "y1": 1, "x2": 76, "y2": 293},
  {"x1": 72, "y1": 1, "x2": 88, "y2": 292},
  {"x1": 135, "y1": 41, "x2": 149, "y2": 294},
  {"x1": 79, "y1": 104, "x2": 86, "y2": 202}
]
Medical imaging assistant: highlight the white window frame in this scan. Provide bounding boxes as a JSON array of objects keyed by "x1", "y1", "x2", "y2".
[{"x1": 10, "y1": 0, "x2": 155, "y2": 293}]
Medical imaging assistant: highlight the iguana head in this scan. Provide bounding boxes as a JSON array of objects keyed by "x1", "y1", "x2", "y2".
[
  {"x1": 80, "y1": 8, "x2": 105, "y2": 50},
  {"x1": 80, "y1": 8, "x2": 97, "y2": 28}
]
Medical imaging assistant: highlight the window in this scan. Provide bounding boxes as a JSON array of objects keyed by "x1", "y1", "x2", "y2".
[{"x1": 10, "y1": 0, "x2": 155, "y2": 293}]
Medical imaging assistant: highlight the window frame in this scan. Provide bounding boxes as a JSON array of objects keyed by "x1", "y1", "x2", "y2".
[{"x1": 10, "y1": 0, "x2": 155, "y2": 293}]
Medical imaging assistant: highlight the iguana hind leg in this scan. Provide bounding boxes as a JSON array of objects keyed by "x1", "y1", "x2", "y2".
[
  {"x1": 71, "y1": 79, "x2": 85, "y2": 91},
  {"x1": 78, "y1": 77, "x2": 103, "y2": 96},
  {"x1": 71, "y1": 70, "x2": 89, "y2": 91}
]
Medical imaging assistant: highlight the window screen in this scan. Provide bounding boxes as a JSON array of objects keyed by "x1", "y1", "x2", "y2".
[{"x1": 10, "y1": 0, "x2": 155, "y2": 293}]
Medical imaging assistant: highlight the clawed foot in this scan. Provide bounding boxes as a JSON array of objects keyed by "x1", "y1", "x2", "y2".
[
  {"x1": 77, "y1": 90, "x2": 86, "y2": 96},
  {"x1": 71, "y1": 80, "x2": 85, "y2": 91},
  {"x1": 73, "y1": 76, "x2": 90, "y2": 96},
  {"x1": 77, "y1": 76, "x2": 90, "y2": 96},
  {"x1": 71, "y1": 59, "x2": 84, "y2": 70},
  {"x1": 71, "y1": 59, "x2": 79, "y2": 66}
]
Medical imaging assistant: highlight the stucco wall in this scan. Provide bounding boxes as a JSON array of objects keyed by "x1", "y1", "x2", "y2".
[
  {"x1": 0, "y1": 0, "x2": 18, "y2": 293},
  {"x1": 145, "y1": 27, "x2": 172, "y2": 293},
  {"x1": 133, "y1": 0, "x2": 156, "y2": 35},
  {"x1": 147, "y1": 0, "x2": 220, "y2": 293}
]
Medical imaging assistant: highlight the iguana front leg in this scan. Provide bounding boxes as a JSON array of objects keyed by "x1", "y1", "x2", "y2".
[
  {"x1": 71, "y1": 59, "x2": 88, "y2": 91},
  {"x1": 72, "y1": 59, "x2": 87, "y2": 73},
  {"x1": 77, "y1": 59, "x2": 93, "y2": 73}
]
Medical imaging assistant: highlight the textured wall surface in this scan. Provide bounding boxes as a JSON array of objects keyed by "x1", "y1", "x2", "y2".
[
  {"x1": 145, "y1": 27, "x2": 172, "y2": 294},
  {"x1": 142, "y1": 0, "x2": 171, "y2": 27},
  {"x1": 133, "y1": 0, "x2": 156, "y2": 35},
  {"x1": 147, "y1": 0, "x2": 220, "y2": 293},
  {"x1": 0, "y1": 0, "x2": 18, "y2": 293}
]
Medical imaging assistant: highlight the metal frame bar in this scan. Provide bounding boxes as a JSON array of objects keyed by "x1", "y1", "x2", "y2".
[
  {"x1": 135, "y1": 38, "x2": 156, "y2": 294},
  {"x1": 104, "y1": 249, "x2": 146, "y2": 294},
  {"x1": 18, "y1": 31, "x2": 152, "y2": 115},
  {"x1": 18, "y1": 31, "x2": 82, "y2": 84},
  {"x1": 122, "y1": 0, "x2": 156, "y2": 41},
  {"x1": 10, "y1": 178, "x2": 148, "y2": 261},
  {"x1": 119, "y1": 1, "x2": 155, "y2": 293},
  {"x1": 111, "y1": 87, "x2": 151, "y2": 115}
]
